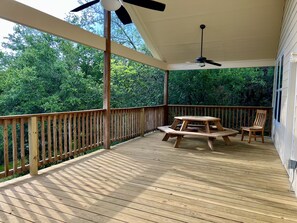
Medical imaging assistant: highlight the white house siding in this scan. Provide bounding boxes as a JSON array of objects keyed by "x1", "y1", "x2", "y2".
[{"x1": 274, "y1": 0, "x2": 297, "y2": 195}]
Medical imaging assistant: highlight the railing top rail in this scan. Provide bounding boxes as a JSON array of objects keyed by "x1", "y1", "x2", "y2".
[
  {"x1": 0, "y1": 108, "x2": 106, "y2": 120},
  {"x1": 0, "y1": 105, "x2": 273, "y2": 121},
  {"x1": 169, "y1": 105, "x2": 273, "y2": 109},
  {"x1": 111, "y1": 105, "x2": 165, "y2": 111},
  {"x1": 0, "y1": 105, "x2": 166, "y2": 120}
]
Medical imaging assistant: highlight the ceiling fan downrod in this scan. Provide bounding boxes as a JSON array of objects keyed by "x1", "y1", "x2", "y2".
[{"x1": 200, "y1": 24, "x2": 205, "y2": 58}]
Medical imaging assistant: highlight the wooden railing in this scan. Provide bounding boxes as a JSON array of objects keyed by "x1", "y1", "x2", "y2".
[
  {"x1": 0, "y1": 109, "x2": 104, "y2": 178},
  {"x1": 111, "y1": 106, "x2": 164, "y2": 143},
  {"x1": 168, "y1": 105, "x2": 273, "y2": 135},
  {"x1": 0, "y1": 105, "x2": 272, "y2": 179},
  {"x1": 0, "y1": 106, "x2": 164, "y2": 179}
]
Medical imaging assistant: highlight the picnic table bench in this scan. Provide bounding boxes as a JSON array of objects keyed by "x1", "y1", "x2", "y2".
[{"x1": 158, "y1": 116, "x2": 238, "y2": 150}]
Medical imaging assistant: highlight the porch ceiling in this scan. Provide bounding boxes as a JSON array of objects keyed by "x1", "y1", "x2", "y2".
[{"x1": 126, "y1": 0, "x2": 285, "y2": 69}]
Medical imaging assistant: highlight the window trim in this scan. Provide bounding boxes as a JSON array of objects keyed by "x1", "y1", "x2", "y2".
[{"x1": 274, "y1": 55, "x2": 284, "y2": 123}]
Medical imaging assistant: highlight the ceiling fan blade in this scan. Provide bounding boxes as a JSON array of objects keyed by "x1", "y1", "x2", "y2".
[
  {"x1": 71, "y1": 0, "x2": 100, "y2": 12},
  {"x1": 205, "y1": 59, "x2": 222, "y2": 67},
  {"x1": 123, "y1": 0, "x2": 166, "y2": 11},
  {"x1": 115, "y1": 6, "x2": 132, "y2": 25}
]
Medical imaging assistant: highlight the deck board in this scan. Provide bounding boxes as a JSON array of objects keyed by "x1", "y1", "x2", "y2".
[{"x1": 0, "y1": 132, "x2": 296, "y2": 223}]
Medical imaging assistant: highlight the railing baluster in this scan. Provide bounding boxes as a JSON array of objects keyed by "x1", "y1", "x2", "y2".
[
  {"x1": 77, "y1": 114, "x2": 81, "y2": 152},
  {"x1": 58, "y1": 115, "x2": 63, "y2": 159},
  {"x1": 3, "y1": 120, "x2": 9, "y2": 177},
  {"x1": 47, "y1": 116, "x2": 52, "y2": 162},
  {"x1": 96, "y1": 112, "x2": 99, "y2": 144},
  {"x1": 72, "y1": 114, "x2": 77, "y2": 156},
  {"x1": 41, "y1": 116, "x2": 46, "y2": 164},
  {"x1": 53, "y1": 115, "x2": 57, "y2": 161},
  {"x1": 93, "y1": 112, "x2": 96, "y2": 147},
  {"x1": 20, "y1": 118, "x2": 25, "y2": 171},
  {"x1": 64, "y1": 114, "x2": 68, "y2": 157},
  {"x1": 12, "y1": 119, "x2": 18, "y2": 174},
  {"x1": 111, "y1": 110, "x2": 114, "y2": 142},
  {"x1": 86, "y1": 113, "x2": 89, "y2": 150},
  {"x1": 89, "y1": 112, "x2": 93, "y2": 147},
  {"x1": 68, "y1": 114, "x2": 73, "y2": 157}
]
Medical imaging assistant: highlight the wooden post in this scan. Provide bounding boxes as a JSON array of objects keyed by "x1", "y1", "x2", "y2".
[
  {"x1": 140, "y1": 108, "x2": 145, "y2": 137},
  {"x1": 103, "y1": 9, "x2": 111, "y2": 149},
  {"x1": 164, "y1": 70, "x2": 169, "y2": 125},
  {"x1": 29, "y1": 117, "x2": 38, "y2": 176}
]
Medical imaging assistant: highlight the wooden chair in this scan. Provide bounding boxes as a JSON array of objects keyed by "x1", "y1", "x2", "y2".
[{"x1": 241, "y1": 109, "x2": 267, "y2": 143}]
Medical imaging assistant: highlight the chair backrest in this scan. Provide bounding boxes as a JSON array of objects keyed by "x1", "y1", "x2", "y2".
[{"x1": 253, "y1": 109, "x2": 267, "y2": 128}]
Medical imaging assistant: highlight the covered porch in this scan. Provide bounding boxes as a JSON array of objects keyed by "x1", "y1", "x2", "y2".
[
  {"x1": 1, "y1": 0, "x2": 296, "y2": 222},
  {"x1": 0, "y1": 132, "x2": 296, "y2": 222}
]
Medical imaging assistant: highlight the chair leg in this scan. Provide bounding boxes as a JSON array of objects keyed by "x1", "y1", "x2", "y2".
[
  {"x1": 241, "y1": 129, "x2": 244, "y2": 141},
  {"x1": 261, "y1": 131, "x2": 264, "y2": 143},
  {"x1": 248, "y1": 131, "x2": 252, "y2": 143}
]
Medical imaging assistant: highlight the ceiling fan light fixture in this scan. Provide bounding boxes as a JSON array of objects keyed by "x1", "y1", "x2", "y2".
[
  {"x1": 199, "y1": 62, "x2": 205, "y2": 67},
  {"x1": 71, "y1": 0, "x2": 165, "y2": 25},
  {"x1": 101, "y1": 0, "x2": 121, "y2": 11}
]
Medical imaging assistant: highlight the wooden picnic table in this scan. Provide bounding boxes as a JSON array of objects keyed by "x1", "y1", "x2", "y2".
[{"x1": 158, "y1": 116, "x2": 238, "y2": 150}]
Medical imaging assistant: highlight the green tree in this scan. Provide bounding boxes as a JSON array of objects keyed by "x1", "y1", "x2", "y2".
[
  {"x1": 169, "y1": 67, "x2": 274, "y2": 106},
  {"x1": 110, "y1": 57, "x2": 164, "y2": 108},
  {"x1": 0, "y1": 25, "x2": 102, "y2": 115}
]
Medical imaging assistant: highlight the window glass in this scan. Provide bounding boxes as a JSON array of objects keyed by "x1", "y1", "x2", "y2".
[
  {"x1": 276, "y1": 61, "x2": 280, "y2": 90},
  {"x1": 279, "y1": 55, "x2": 284, "y2": 89},
  {"x1": 274, "y1": 92, "x2": 278, "y2": 120},
  {"x1": 278, "y1": 91, "x2": 282, "y2": 122},
  {"x1": 274, "y1": 55, "x2": 284, "y2": 123}
]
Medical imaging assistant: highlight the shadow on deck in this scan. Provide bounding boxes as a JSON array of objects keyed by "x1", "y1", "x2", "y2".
[{"x1": 0, "y1": 132, "x2": 296, "y2": 223}]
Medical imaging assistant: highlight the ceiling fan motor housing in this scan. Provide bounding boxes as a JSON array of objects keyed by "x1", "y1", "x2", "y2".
[
  {"x1": 101, "y1": 0, "x2": 121, "y2": 11},
  {"x1": 195, "y1": 24, "x2": 221, "y2": 67}
]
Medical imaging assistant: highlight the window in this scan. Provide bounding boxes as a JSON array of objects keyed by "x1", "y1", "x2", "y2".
[{"x1": 274, "y1": 55, "x2": 284, "y2": 123}]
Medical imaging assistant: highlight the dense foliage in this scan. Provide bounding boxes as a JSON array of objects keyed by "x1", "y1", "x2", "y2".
[
  {"x1": 0, "y1": 29, "x2": 163, "y2": 116},
  {"x1": 169, "y1": 67, "x2": 274, "y2": 106}
]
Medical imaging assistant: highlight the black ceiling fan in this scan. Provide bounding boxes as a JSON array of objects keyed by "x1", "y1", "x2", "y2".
[
  {"x1": 196, "y1": 24, "x2": 221, "y2": 67},
  {"x1": 71, "y1": 0, "x2": 166, "y2": 25}
]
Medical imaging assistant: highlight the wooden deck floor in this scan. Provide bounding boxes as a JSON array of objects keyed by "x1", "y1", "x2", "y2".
[{"x1": 0, "y1": 132, "x2": 296, "y2": 223}]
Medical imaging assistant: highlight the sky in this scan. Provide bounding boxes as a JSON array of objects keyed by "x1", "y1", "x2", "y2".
[{"x1": 0, "y1": 0, "x2": 80, "y2": 42}]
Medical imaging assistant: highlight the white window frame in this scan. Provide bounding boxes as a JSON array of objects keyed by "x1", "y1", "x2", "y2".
[{"x1": 274, "y1": 55, "x2": 284, "y2": 124}]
